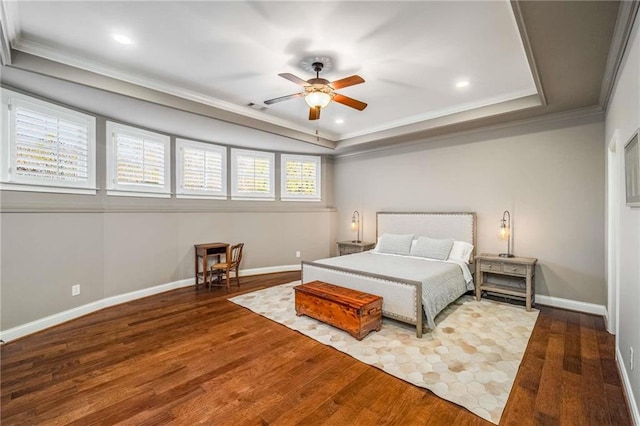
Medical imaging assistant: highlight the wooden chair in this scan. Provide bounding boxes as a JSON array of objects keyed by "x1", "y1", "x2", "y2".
[{"x1": 209, "y1": 243, "x2": 244, "y2": 290}]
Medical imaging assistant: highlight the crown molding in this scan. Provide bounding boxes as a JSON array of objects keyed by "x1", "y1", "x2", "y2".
[
  {"x1": 510, "y1": 0, "x2": 547, "y2": 107},
  {"x1": 599, "y1": 0, "x2": 639, "y2": 110},
  {"x1": 337, "y1": 94, "x2": 542, "y2": 150},
  {"x1": 339, "y1": 88, "x2": 538, "y2": 141},
  {"x1": 0, "y1": 0, "x2": 15, "y2": 65},
  {"x1": 334, "y1": 105, "x2": 604, "y2": 159}
]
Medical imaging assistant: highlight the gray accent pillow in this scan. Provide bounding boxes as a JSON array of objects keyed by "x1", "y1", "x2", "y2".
[
  {"x1": 410, "y1": 236, "x2": 454, "y2": 260},
  {"x1": 376, "y1": 233, "x2": 415, "y2": 255}
]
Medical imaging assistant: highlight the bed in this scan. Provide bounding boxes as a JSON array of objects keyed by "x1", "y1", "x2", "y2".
[{"x1": 301, "y1": 212, "x2": 476, "y2": 337}]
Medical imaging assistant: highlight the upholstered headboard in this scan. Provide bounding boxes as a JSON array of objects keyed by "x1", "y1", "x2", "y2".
[{"x1": 376, "y1": 211, "x2": 477, "y2": 261}]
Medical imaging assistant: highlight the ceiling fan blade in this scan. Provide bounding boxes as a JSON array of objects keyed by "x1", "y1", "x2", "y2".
[
  {"x1": 333, "y1": 93, "x2": 368, "y2": 111},
  {"x1": 308, "y1": 106, "x2": 320, "y2": 120},
  {"x1": 329, "y1": 75, "x2": 365, "y2": 90},
  {"x1": 264, "y1": 92, "x2": 305, "y2": 105},
  {"x1": 279, "y1": 73, "x2": 311, "y2": 86}
]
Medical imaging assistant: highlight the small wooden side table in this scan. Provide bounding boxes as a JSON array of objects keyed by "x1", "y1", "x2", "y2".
[
  {"x1": 475, "y1": 253, "x2": 538, "y2": 311},
  {"x1": 194, "y1": 242, "x2": 229, "y2": 288},
  {"x1": 337, "y1": 240, "x2": 376, "y2": 256}
]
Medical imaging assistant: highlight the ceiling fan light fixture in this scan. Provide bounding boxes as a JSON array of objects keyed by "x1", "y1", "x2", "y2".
[{"x1": 305, "y1": 91, "x2": 332, "y2": 108}]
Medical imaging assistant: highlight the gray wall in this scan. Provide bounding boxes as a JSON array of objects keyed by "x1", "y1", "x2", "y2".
[
  {"x1": 0, "y1": 72, "x2": 336, "y2": 331},
  {"x1": 333, "y1": 114, "x2": 606, "y2": 305},
  {"x1": 1, "y1": 210, "x2": 335, "y2": 329},
  {"x1": 605, "y1": 13, "x2": 639, "y2": 419}
]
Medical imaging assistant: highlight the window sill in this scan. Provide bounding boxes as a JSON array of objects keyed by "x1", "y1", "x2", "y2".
[
  {"x1": 0, "y1": 182, "x2": 97, "y2": 195},
  {"x1": 107, "y1": 190, "x2": 171, "y2": 198},
  {"x1": 281, "y1": 198, "x2": 321, "y2": 202},
  {"x1": 230, "y1": 197, "x2": 276, "y2": 201},
  {"x1": 176, "y1": 194, "x2": 228, "y2": 200}
]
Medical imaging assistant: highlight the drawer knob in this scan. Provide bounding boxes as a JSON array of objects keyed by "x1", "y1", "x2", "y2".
[
  {"x1": 511, "y1": 267, "x2": 517, "y2": 271},
  {"x1": 488, "y1": 265, "x2": 493, "y2": 269}
]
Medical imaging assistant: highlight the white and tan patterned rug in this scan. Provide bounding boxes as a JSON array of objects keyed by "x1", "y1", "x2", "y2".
[{"x1": 229, "y1": 282, "x2": 538, "y2": 424}]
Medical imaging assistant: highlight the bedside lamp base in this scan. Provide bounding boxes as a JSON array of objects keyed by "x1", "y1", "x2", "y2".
[{"x1": 499, "y1": 253, "x2": 515, "y2": 258}]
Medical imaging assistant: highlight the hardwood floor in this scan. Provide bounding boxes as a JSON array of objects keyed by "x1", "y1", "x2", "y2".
[{"x1": 1, "y1": 272, "x2": 632, "y2": 425}]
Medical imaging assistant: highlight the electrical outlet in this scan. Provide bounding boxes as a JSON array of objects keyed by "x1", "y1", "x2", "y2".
[
  {"x1": 295, "y1": 251, "x2": 301, "y2": 258},
  {"x1": 72, "y1": 285, "x2": 80, "y2": 296},
  {"x1": 631, "y1": 347, "x2": 634, "y2": 371}
]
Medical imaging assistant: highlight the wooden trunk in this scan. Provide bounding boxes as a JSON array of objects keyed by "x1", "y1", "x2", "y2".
[{"x1": 294, "y1": 281, "x2": 383, "y2": 340}]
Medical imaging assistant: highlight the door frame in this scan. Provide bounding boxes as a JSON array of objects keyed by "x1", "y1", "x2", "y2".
[{"x1": 606, "y1": 131, "x2": 620, "y2": 335}]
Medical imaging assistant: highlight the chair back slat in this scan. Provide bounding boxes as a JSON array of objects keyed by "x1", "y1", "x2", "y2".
[{"x1": 231, "y1": 243, "x2": 244, "y2": 266}]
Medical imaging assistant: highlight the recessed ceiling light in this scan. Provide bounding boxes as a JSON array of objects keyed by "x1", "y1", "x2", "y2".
[
  {"x1": 335, "y1": 118, "x2": 345, "y2": 124},
  {"x1": 112, "y1": 34, "x2": 132, "y2": 45},
  {"x1": 456, "y1": 80, "x2": 470, "y2": 88}
]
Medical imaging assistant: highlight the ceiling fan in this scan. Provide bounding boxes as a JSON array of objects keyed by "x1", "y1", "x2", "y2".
[{"x1": 264, "y1": 62, "x2": 367, "y2": 120}]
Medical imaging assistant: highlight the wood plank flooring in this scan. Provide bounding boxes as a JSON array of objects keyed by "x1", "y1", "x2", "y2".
[{"x1": 1, "y1": 272, "x2": 632, "y2": 425}]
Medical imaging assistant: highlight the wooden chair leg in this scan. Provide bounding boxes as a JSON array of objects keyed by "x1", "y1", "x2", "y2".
[
  {"x1": 225, "y1": 267, "x2": 230, "y2": 290},
  {"x1": 236, "y1": 265, "x2": 240, "y2": 287}
]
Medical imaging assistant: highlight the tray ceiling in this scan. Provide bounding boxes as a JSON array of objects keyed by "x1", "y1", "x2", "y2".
[{"x1": 0, "y1": 1, "x2": 625, "y2": 154}]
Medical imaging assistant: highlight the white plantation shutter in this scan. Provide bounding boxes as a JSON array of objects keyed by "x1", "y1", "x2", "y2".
[
  {"x1": 176, "y1": 139, "x2": 227, "y2": 198},
  {"x1": 115, "y1": 134, "x2": 165, "y2": 186},
  {"x1": 231, "y1": 148, "x2": 274, "y2": 200},
  {"x1": 1, "y1": 90, "x2": 96, "y2": 194},
  {"x1": 106, "y1": 122, "x2": 170, "y2": 197},
  {"x1": 281, "y1": 154, "x2": 321, "y2": 201},
  {"x1": 15, "y1": 107, "x2": 89, "y2": 182}
]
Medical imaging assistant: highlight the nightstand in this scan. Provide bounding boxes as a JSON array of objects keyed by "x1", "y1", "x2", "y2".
[
  {"x1": 337, "y1": 241, "x2": 376, "y2": 256},
  {"x1": 475, "y1": 253, "x2": 538, "y2": 311}
]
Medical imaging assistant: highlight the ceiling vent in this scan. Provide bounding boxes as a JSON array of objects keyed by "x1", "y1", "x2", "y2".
[{"x1": 247, "y1": 102, "x2": 268, "y2": 111}]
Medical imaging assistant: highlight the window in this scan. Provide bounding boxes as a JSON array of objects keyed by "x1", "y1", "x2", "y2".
[
  {"x1": 176, "y1": 138, "x2": 227, "y2": 199},
  {"x1": 231, "y1": 148, "x2": 274, "y2": 200},
  {"x1": 106, "y1": 121, "x2": 171, "y2": 197},
  {"x1": 280, "y1": 154, "x2": 321, "y2": 201},
  {"x1": 0, "y1": 89, "x2": 96, "y2": 194}
]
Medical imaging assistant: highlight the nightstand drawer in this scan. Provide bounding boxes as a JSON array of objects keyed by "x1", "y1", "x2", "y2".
[
  {"x1": 340, "y1": 245, "x2": 361, "y2": 255},
  {"x1": 503, "y1": 263, "x2": 527, "y2": 275},
  {"x1": 480, "y1": 261, "x2": 502, "y2": 272}
]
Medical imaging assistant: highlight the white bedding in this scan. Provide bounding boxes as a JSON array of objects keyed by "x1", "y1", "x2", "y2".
[
  {"x1": 309, "y1": 251, "x2": 474, "y2": 330},
  {"x1": 366, "y1": 251, "x2": 474, "y2": 284}
]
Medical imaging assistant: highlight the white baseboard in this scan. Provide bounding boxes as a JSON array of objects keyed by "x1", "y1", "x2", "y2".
[
  {"x1": 616, "y1": 346, "x2": 640, "y2": 425},
  {"x1": 535, "y1": 294, "x2": 607, "y2": 316},
  {"x1": 0, "y1": 264, "x2": 300, "y2": 343},
  {"x1": 240, "y1": 264, "x2": 300, "y2": 277}
]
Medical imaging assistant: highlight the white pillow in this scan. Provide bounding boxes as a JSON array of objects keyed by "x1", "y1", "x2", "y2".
[
  {"x1": 410, "y1": 236, "x2": 454, "y2": 260},
  {"x1": 375, "y1": 233, "x2": 414, "y2": 255},
  {"x1": 448, "y1": 241, "x2": 474, "y2": 263},
  {"x1": 373, "y1": 236, "x2": 417, "y2": 253}
]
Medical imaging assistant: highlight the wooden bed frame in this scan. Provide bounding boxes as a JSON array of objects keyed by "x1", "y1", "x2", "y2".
[{"x1": 301, "y1": 211, "x2": 476, "y2": 337}]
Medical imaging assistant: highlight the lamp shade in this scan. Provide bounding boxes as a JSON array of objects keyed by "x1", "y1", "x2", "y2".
[
  {"x1": 305, "y1": 91, "x2": 332, "y2": 108},
  {"x1": 498, "y1": 210, "x2": 514, "y2": 257},
  {"x1": 351, "y1": 210, "x2": 361, "y2": 243},
  {"x1": 499, "y1": 224, "x2": 509, "y2": 240}
]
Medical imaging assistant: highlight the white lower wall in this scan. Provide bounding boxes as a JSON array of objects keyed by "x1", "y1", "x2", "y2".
[{"x1": 0, "y1": 210, "x2": 335, "y2": 332}]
